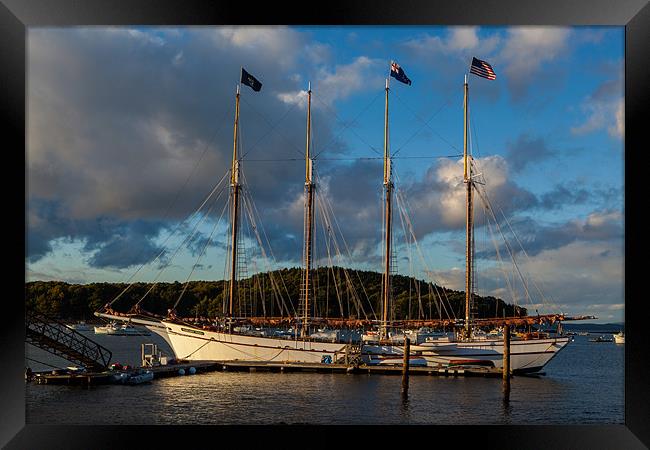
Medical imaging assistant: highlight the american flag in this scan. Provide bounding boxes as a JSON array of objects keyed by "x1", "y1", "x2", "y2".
[{"x1": 470, "y1": 57, "x2": 496, "y2": 80}]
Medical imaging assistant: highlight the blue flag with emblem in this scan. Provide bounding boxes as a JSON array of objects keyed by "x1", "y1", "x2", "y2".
[
  {"x1": 390, "y1": 61, "x2": 411, "y2": 85},
  {"x1": 241, "y1": 67, "x2": 262, "y2": 92}
]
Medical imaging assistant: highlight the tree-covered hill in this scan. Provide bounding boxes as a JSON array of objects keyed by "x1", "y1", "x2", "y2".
[{"x1": 25, "y1": 267, "x2": 527, "y2": 322}]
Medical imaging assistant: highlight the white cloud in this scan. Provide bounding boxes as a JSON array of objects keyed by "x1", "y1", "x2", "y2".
[
  {"x1": 406, "y1": 154, "x2": 529, "y2": 233},
  {"x1": 211, "y1": 26, "x2": 304, "y2": 68},
  {"x1": 496, "y1": 27, "x2": 571, "y2": 98},
  {"x1": 405, "y1": 26, "x2": 500, "y2": 60},
  {"x1": 571, "y1": 85, "x2": 624, "y2": 139},
  {"x1": 276, "y1": 89, "x2": 308, "y2": 108},
  {"x1": 315, "y1": 56, "x2": 384, "y2": 104}
]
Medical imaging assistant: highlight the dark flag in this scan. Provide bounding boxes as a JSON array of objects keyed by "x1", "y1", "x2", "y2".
[
  {"x1": 470, "y1": 57, "x2": 496, "y2": 80},
  {"x1": 390, "y1": 61, "x2": 412, "y2": 85},
  {"x1": 241, "y1": 68, "x2": 262, "y2": 92}
]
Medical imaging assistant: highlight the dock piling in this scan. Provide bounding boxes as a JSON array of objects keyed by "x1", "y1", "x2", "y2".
[
  {"x1": 401, "y1": 337, "x2": 410, "y2": 397},
  {"x1": 503, "y1": 324, "x2": 511, "y2": 403}
]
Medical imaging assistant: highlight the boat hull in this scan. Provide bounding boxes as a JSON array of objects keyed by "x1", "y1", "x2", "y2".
[
  {"x1": 362, "y1": 336, "x2": 570, "y2": 373},
  {"x1": 158, "y1": 321, "x2": 349, "y2": 363}
]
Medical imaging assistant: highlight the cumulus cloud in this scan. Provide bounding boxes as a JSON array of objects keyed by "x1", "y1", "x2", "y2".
[
  {"x1": 477, "y1": 209, "x2": 623, "y2": 259},
  {"x1": 571, "y1": 78, "x2": 624, "y2": 139},
  {"x1": 404, "y1": 26, "x2": 500, "y2": 60},
  {"x1": 496, "y1": 27, "x2": 571, "y2": 100},
  {"x1": 26, "y1": 27, "x2": 351, "y2": 266},
  {"x1": 402, "y1": 155, "x2": 537, "y2": 237}
]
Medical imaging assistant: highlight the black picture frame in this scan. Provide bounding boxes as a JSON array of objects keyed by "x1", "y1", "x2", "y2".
[{"x1": 3, "y1": 0, "x2": 648, "y2": 448}]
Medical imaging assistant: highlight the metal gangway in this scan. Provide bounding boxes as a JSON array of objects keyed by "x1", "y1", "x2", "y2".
[{"x1": 26, "y1": 311, "x2": 112, "y2": 372}]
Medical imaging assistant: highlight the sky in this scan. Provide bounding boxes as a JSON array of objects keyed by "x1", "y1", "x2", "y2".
[{"x1": 26, "y1": 26, "x2": 624, "y2": 323}]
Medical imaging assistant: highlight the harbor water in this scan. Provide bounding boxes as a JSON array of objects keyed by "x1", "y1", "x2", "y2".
[{"x1": 25, "y1": 332, "x2": 624, "y2": 425}]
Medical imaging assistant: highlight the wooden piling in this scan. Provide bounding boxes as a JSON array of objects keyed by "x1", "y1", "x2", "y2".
[
  {"x1": 503, "y1": 325, "x2": 510, "y2": 381},
  {"x1": 503, "y1": 324, "x2": 511, "y2": 403},
  {"x1": 401, "y1": 337, "x2": 410, "y2": 396}
]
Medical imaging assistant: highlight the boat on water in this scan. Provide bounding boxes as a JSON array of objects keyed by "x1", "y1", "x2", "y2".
[
  {"x1": 589, "y1": 335, "x2": 613, "y2": 343},
  {"x1": 95, "y1": 62, "x2": 592, "y2": 372},
  {"x1": 613, "y1": 332, "x2": 625, "y2": 344},
  {"x1": 65, "y1": 321, "x2": 93, "y2": 332},
  {"x1": 110, "y1": 368, "x2": 154, "y2": 384},
  {"x1": 94, "y1": 322, "x2": 151, "y2": 336}
]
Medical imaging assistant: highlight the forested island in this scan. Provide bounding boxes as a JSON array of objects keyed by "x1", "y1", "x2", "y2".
[{"x1": 26, "y1": 267, "x2": 527, "y2": 322}]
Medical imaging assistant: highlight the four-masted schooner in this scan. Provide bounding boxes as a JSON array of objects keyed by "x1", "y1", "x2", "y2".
[{"x1": 96, "y1": 61, "x2": 593, "y2": 372}]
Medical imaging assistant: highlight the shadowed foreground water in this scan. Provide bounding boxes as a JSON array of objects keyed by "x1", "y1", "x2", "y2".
[{"x1": 25, "y1": 333, "x2": 623, "y2": 425}]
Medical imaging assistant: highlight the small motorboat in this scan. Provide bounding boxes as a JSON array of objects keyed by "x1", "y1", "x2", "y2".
[
  {"x1": 65, "y1": 321, "x2": 93, "y2": 332},
  {"x1": 94, "y1": 322, "x2": 151, "y2": 336},
  {"x1": 613, "y1": 332, "x2": 625, "y2": 344},
  {"x1": 111, "y1": 368, "x2": 154, "y2": 385},
  {"x1": 589, "y1": 335, "x2": 613, "y2": 343},
  {"x1": 125, "y1": 369, "x2": 154, "y2": 385}
]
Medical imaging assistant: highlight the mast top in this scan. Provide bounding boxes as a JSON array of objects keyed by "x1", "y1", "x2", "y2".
[
  {"x1": 308, "y1": 81, "x2": 311, "y2": 92},
  {"x1": 236, "y1": 84, "x2": 240, "y2": 95}
]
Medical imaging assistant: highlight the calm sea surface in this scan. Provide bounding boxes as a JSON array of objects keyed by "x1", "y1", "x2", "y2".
[{"x1": 25, "y1": 332, "x2": 624, "y2": 425}]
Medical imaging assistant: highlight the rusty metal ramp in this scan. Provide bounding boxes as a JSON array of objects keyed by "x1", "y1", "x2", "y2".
[{"x1": 26, "y1": 312, "x2": 112, "y2": 372}]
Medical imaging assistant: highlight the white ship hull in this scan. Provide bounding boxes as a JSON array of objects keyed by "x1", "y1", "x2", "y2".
[
  {"x1": 157, "y1": 321, "x2": 349, "y2": 363},
  {"x1": 362, "y1": 336, "x2": 571, "y2": 373},
  {"x1": 613, "y1": 333, "x2": 625, "y2": 344}
]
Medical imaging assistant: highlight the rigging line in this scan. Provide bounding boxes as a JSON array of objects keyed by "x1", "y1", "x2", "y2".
[
  {"x1": 314, "y1": 182, "x2": 363, "y2": 319},
  {"x1": 173, "y1": 188, "x2": 231, "y2": 311},
  {"x1": 393, "y1": 187, "x2": 454, "y2": 321},
  {"x1": 473, "y1": 186, "x2": 535, "y2": 307},
  {"x1": 317, "y1": 199, "x2": 345, "y2": 318},
  {"x1": 311, "y1": 90, "x2": 385, "y2": 160},
  {"x1": 395, "y1": 178, "x2": 415, "y2": 318},
  {"x1": 239, "y1": 171, "x2": 295, "y2": 316},
  {"x1": 109, "y1": 170, "x2": 231, "y2": 307},
  {"x1": 392, "y1": 171, "x2": 456, "y2": 319},
  {"x1": 315, "y1": 181, "x2": 369, "y2": 319},
  {"x1": 484, "y1": 210, "x2": 520, "y2": 307},
  {"x1": 113, "y1": 109, "x2": 232, "y2": 287},
  {"x1": 497, "y1": 206, "x2": 562, "y2": 313},
  {"x1": 471, "y1": 150, "x2": 554, "y2": 312},
  {"x1": 391, "y1": 89, "x2": 462, "y2": 154},
  {"x1": 391, "y1": 97, "x2": 455, "y2": 158},
  {"x1": 315, "y1": 169, "x2": 375, "y2": 319},
  {"x1": 239, "y1": 95, "x2": 304, "y2": 159},
  {"x1": 135, "y1": 180, "x2": 228, "y2": 308},
  {"x1": 239, "y1": 187, "x2": 289, "y2": 316},
  {"x1": 240, "y1": 99, "x2": 303, "y2": 160},
  {"x1": 243, "y1": 155, "x2": 461, "y2": 162}
]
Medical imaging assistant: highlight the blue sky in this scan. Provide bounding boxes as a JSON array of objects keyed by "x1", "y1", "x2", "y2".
[{"x1": 26, "y1": 26, "x2": 624, "y2": 323}]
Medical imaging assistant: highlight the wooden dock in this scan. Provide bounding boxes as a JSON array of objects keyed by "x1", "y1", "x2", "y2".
[
  {"x1": 213, "y1": 360, "x2": 505, "y2": 377},
  {"x1": 29, "y1": 360, "x2": 505, "y2": 386},
  {"x1": 30, "y1": 361, "x2": 222, "y2": 385}
]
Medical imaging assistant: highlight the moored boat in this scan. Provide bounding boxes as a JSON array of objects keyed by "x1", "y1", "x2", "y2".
[
  {"x1": 613, "y1": 332, "x2": 624, "y2": 344},
  {"x1": 65, "y1": 321, "x2": 93, "y2": 332}
]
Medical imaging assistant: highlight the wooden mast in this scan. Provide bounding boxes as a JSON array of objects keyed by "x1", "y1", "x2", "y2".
[
  {"x1": 381, "y1": 77, "x2": 392, "y2": 341},
  {"x1": 463, "y1": 74, "x2": 473, "y2": 339},
  {"x1": 228, "y1": 83, "x2": 241, "y2": 333},
  {"x1": 302, "y1": 82, "x2": 314, "y2": 338}
]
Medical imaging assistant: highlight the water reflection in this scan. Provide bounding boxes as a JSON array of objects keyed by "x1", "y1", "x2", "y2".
[{"x1": 26, "y1": 335, "x2": 624, "y2": 425}]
